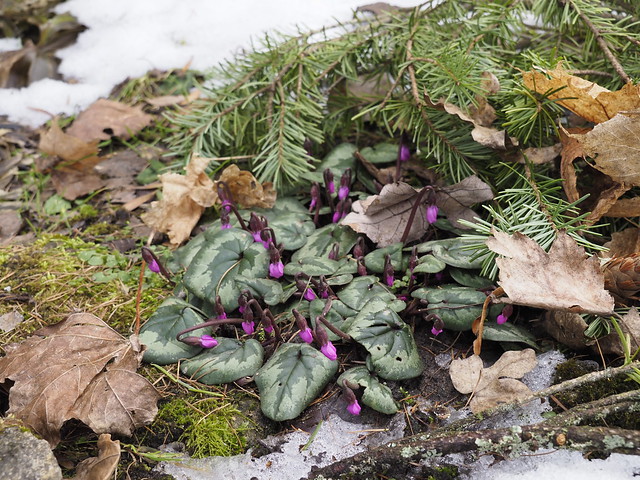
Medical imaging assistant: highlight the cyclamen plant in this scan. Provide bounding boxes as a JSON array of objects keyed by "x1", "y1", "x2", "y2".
[{"x1": 139, "y1": 142, "x2": 532, "y2": 422}]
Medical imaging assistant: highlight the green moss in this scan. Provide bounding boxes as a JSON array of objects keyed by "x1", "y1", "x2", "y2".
[
  {"x1": 155, "y1": 396, "x2": 248, "y2": 458},
  {"x1": 0, "y1": 234, "x2": 170, "y2": 342}
]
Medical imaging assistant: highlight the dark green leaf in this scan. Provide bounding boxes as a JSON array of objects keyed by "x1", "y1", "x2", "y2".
[
  {"x1": 268, "y1": 214, "x2": 316, "y2": 250},
  {"x1": 139, "y1": 297, "x2": 205, "y2": 365},
  {"x1": 344, "y1": 304, "x2": 423, "y2": 380},
  {"x1": 180, "y1": 337, "x2": 264, "y2": 385},
  {"x1": 299, "y1": 143, "x2": 358, "y2": 185},
  {"x1": 363, "y1": 243, "x2": 407, "y2": 273},
  {"x1": 254, "y1": 343, "x2": 338, "y2": 421},
  {"x1": 235, "y1": 277, "x2": 285, "y2": 305},
  {"x1": 284, "y1": 257, "x2": 343, "y2": 277},
  {"x1": 448, "y1": 267, "x2": 494, "y2": 288},
  {"x1": 412, "y1": 255, "x2": 446, "y2": 274},
  {"x1": 291, "y1": 224, "x2": 358, "y2": 263},
  {"x1": 484, "y1": 322, "x2": 539, "y2": 349},
  {"x1": 337, "y1": 366, "x2": 398, "y2": 414},
  {"x1": 309, "y1": 299, "x2": 356, "y2": 341},
  {"x1": 359, "y1": 143, "x2": 398, "y2": 164},
  {"x1": 415, "y1": 238, "x2": 483, "y2": 269}
]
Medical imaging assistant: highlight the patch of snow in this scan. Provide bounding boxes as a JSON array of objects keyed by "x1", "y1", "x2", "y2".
[{"x1": 0, "y1": 0, "x2": 420, "y2": 127}]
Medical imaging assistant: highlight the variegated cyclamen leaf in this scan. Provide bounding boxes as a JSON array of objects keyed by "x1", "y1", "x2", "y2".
[
  {"x1": 180, "y1": 338, "x2": 264, "y2": 385},
  {"x1": 291, "y1": 224, "x2": 358, "y2": 263},
  {"x1": 299, "y1": 143, "x2": 358, "y2": 185},
  {"x1": 448, "y1": 267, "x2": 494, "y2": 288},
  {"x1": 234, "y1": 277, "x2": 285, "y2": 305},
  {"x1": 254, "y1": 343, "x2": 338, "y2": 421},
  {"x1": 412, "y1": 285, "x2": 501, "y2": 331},
  {"x1": 337, "y1": 366, "x2": 398, "y2": 414},
  {"x1": 183, "y1": 229, "x2": 269, "y2": 310},
  {"x1": 337, "y1": 276, "x2": 406, "y2": 312},
  {"x1": 268, "y1": 214, "x2": 316, "y2": 250},
  {"x1": 139, "y1": 297, "x2": 206, "y2": 365},
  {"x1": 344, "y1": 304, "x2": 423, "y2": 380},
  {"x1": 363, "y1": 243, "x2": 408, "y2": 273},
  {"x1": 309, "y1": 299, "x2": 356, "y2": 341},
  {"x1": 483, "y1": 322, "x2": 539, "y2": 349},
  {"x1": 412, "y1": 254, "x2": 446, "y2": 274},
  {"x1": 284, "y1": 257, "x2": 344, "y2": 277}
]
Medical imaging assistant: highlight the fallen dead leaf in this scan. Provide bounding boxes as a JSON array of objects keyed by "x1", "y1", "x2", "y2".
[
  {"x1": 145, "y1": 89, "x2": 200, "y2": 108},
  {"x1": 71, "y1": 434, "x2": 120, "y2": 480},
  {"x1": 141, "y1": 155, "x2": 217, "y2": 246},
  {"x1": 434, "y1": 175, "x2": 494, "y2": 228},
  {"x1": 523, "y1": 64, "x2": 640, "y2": 124},
  {"x1": 508, "y1": 144, "x2": 563, "y2": 165},
  {"x1": 213, "y1": 164, "x2": 276, "y2": 208},
  {"x1": 342, "y1": 182, "x2": 429, "y2": 246},
  {"x1": 541, "y1": 311, "x2": 589, "y2": 350},
  {"x1": 66, "y1": 99, "x2": 153, "y2": 142},
  {"x1": 604, "y1": 228, "x2": 640, "y2": 258},
  {"x1": 0, "y1": 41, "x2": 37, "y2": 88},
  {"x1": 569, "y1": 114, "x2": 640, "y2": 188},
  {"x1": 449, "y1": 349, "x2": 537, "y2": 413},
  {"x1": 0, "y1": 313, "x2": 159, "y2": 447},
  {"x1": 486, "y1": 229, "x2": 615, "y2": 316}
]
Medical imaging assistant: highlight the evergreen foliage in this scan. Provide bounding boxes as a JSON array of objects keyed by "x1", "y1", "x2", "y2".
[{"x1": 168, "y1": 0, "x2": 639, "y2": 191}]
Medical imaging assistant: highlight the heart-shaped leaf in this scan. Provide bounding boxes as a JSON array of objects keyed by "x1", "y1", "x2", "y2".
[
  {"x1": 344, "y1": 304, "x2": 423, "y2": 380},
  {"x1": 183, "y1": 229, "x2": 269, "y2": 310},
  {"x1": 251, "y1": 196, "x2": 309, "y2": 218},
  {"x1": 448, "y1": 267, "x2": 494, "y2": 288},
  {"x1": 412, "y1": 254, "x2": 446, "y2": 274},
  {"x1": 180, "y1": 337, "x2": 264, "y2": 385},
  {"x1": 268, "y1": 214, "x2": 316, "y2": 250},
  {"x1": 412, "y1": 285, "x2": 500, "y2": 331},
  {"x1": 358, "y1": 143, "x2": 398, "y2": 164},
  {"x1": 300, "y1": 143, "x2": 358, "y2": 185},
  {"x1": 284, "y1": 257, "x2": 344, "y2": 277},
  {"x1": 337, "y1": 276, "x2": 406, "y2": 312},
  {"x1": 337, "y1": 366, "x2": 398, "y2": 414},
  {"x1": 234, "y1": 277, "x2": 285, "y2": 305},
  {"x1": 254, "y1": 343, "x2": 338, "y2": 421},
  {"x1": 139, "y1": 297, "x2": 206, "y2": 365},
  {"x1": 416, "y1": 238, "x2": 483, "y2": 269},
  {"x1": 363, "y1": 243, "x2": 408, "y2": 273},
  {"x1": 309, "y1": 299, "x2": 357, "y2": 341},
  {"x1": 291, "y1": 224, "x2": 358, "y2": 263}
]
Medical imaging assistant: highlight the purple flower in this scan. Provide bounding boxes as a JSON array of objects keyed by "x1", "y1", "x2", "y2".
[
  {"x1": 199, "y1": 335, "x2": 218, "y2": 348},
  {"x1": 399, "y1": 143, "x2": 410, "y2": 162},
  {"x1": 299, "y1": 327, "x2": 314, "y2": 343},
  {"x1": 497, "y1": 305, "x2": 513, "y2": 325},
  {"x1": 332, "y1": 210, "x2": 341, "y2": 223},
  {"x1": 328, "y1": 181, "x2": 335, "y2": 194},
  {"x1": 426, "y1": 204, "x2": 438, "y2": 224},
  {"x1": 303, "y1": 288, "x2": 317, "y2": 301},
  {"x1": 338, "y1": 185, "x2": 349, "y2": 200},
  {"x1": 347, "y1": 398, "x2": 361, "y2": 415},
  {"x1": 431, "y1": 325, "x2": 443, "y2": 336},
  {"x1": 147, "y1": 259, "x2": 160, "y2": 273},
  {"x1": 321, "y1": 341, "x2": 337, "y2": 361},
  {"x1": 385, "y1": 274, "x2": 394, "y2": 287},
  {"x1": 269, "y1": 260, "x2": 284, "y2": 278},
  {"x1": 431, "y1": 315, "x2": 444, "y2": 336},
  {"x1": 253, "y1": 232, "x2": 263, "y2": 243},
  {"x1": 242, "y1": 321, "x2": 255, "y2": 335},
  {"x1": 324, "y1": 169, "x2": 335, "y2": 194},
  {"x1": 264, "y1": 324, "x2": 274, "y2": 334}
]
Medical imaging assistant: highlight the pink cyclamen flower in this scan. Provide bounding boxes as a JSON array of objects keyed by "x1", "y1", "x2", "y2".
[
  {"x1": 338, "y1": 185, "x2": 349, "y2": 201},
  {"x1": 497, "y1": 305, "x2": 513, "y2": 325},
  {"x1": 399, "y1": 143, "x2": 410, "y2": 162},
  {"x1": 299, "y1": 327, "x2": 314, "y2": 343},
  {"x1": 264, "y1": 324, "x2": 274, "y2": 334},
  {"x1": 426, "y1": 204, "x2": 438, "y2": 224},
  {"x1": 385, "y1": 274, "x2": 394, "y2": 287},
  {"x1": 347, "y1": 398, "x2": 361, "y2": 415},
  {"x1": 199, "y1": 335, "x2": 218, "y2": 348},
  {"x1": 147, "y1": 259, "x2": 160, "y2": 273},
  {"x1": 304, "y1": 288, "x2": 317, "y2": 301},
  {"x1": 496, "y1": 314, "x2": 508, "y2": 325},
  {"x1": 320, "y1": 341, "x2": 338, "y2": 361},
  {"x1": 431, "y1": 325, "x2": 443, "y2": 336},
  {"x1": 242, "y1": 321, "x2": 255, "y2": 335},
  {"x1": 269, "y1": 260, "x2": 285, "y2": 278}
]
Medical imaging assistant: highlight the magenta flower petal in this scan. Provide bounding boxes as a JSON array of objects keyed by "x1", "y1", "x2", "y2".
[
  {"x1": 264, "y1": 324, "x2": 274, "y2": 334},
  {"x1": 347, "y1": 399, "x2": 361, "y2": 415},
  {"x1": 199, "y1": 335, "x2": 218, "y2": 348},
  {"x1": 242, "y1": 321, "x2": 255, "y2": 335},
  {"x1": 303, "y1": 288, "x2": 317, "y2": 301},
  {"x1": 496, "y1": 314, "x2": 508, "y2": 325},
  {"x1": 320, "y1": 341, "x2": 337, "y2": 361},
  {"x1": 385, "y1": 274, "x2": 394, "y2": 287},
  {"x1": 147, "y1": 259, "x2": 160, "y2": 273},
  {"x1": 221, "y1": 222, "x2": 232, "y2": 229},
  {"x1": 269, "y1": 261, "x2": 285, "y2": 278},
  {"x1": 431, "y1": 325, "x2": 443, "y2": 336},
  {"x1": 426, "y1": 204, "x2": 438, "y2": 224},
  {"x1": 338, "y1": 186, "x2": 349, "y2": 200},
  {"x1": 399, "y1": 144, "x2": 410, "y2": 162},
  {"x1": 299, "y1": 327, "x2": 314, "y2": 344}
]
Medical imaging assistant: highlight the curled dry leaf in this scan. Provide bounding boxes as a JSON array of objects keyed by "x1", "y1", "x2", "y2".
[
  {"x1": 569, "y1": 114, "x2": 640, "y2": 188},
  {"x1": 603, "y1": 228, "x2": 640, "y2": 258},
  {"x1": 213, "y1": 164, "x2": 276, "y2": 208},
  {"x1": 71, "y1": 434, "x2": 120, "y2": 480},
  {"x1": 66, "y1": 99, "x2": 154, "y2": 142},
  {"x1": 449, "y1": 349, "x2": 537, "y2": 413},
  {"x1": 434, "y1": 175, "x2": 494, "y2": 228},
  {"x1": 0, "y1": 313, "x2": 159, "y2": 447},
  {"x1": 486, "y1": 230, "x2": 615, "y2": 316},
  {"x1": 541, "y1": 311, "x2": 589, "y2": 350},
  {"x1": 142, "y1": 155, "x2": 217, "y2": 247},
  {"x1": 342, "y1": 182, "x2": 428, "y2": 246},
  {"x1": 523, "y1": 64, "x2": 640, "y2": 124}
]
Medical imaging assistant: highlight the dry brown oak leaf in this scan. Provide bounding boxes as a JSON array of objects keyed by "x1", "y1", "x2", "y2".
[
  {"x1": 486, "y1": 229, "x2": 615, "y2": 316},
  {"x1": 449, "y1": 349, "x2": 537, "y2": 413},
  {"x1": 71, "y1": 434, "x2": 121, "y2": 480},
  {"x1": 0, "y1": 313, "x2": 159, "y2": 447}
]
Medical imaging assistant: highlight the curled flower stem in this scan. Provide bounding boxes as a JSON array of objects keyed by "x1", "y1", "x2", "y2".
[{"x1": 216, "y1": 181, "x2": 248, "y2": 230}]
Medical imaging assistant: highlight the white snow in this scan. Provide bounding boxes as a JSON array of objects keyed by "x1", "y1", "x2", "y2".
[{"x1": 0, "y1": 0, "x2": 419, "y2": 127}]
